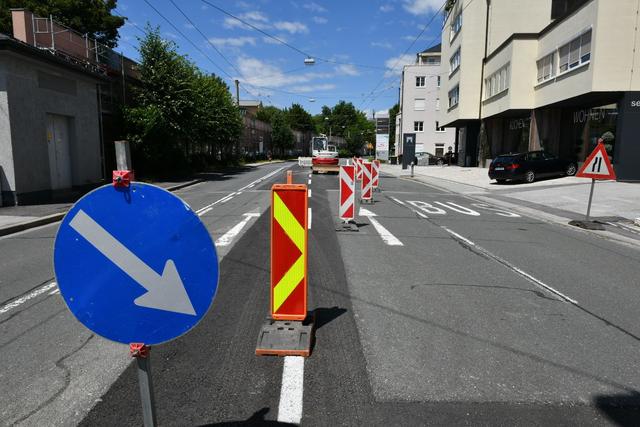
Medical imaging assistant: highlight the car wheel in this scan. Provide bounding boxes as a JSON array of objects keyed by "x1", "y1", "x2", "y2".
[
  {"x1": 524, "y1": 170, "x2": 535, "y2": 183},
  {"x1": 496, "y1": 179, "x2": 506, "y2": 184},
  {"x1": 565, "y1": 163, "x2": 577, "y2": 176},
  {"x1": 436, "y1": 159, "x2": 444, "y2": 166}
]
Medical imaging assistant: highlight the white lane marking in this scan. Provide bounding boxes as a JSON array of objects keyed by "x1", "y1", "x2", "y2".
[
  {"x1": 0, "y1": 282, "x2": 57, "y2": 314},
  {"x1": 389, "y1": 196, "x2": 406, "y2": 206},
  {"x1": 607, "y1": 221, "x2": 640, "y2": 235},
  {"x1": 308, "y1": 208, "x2": 312, "y2": 230},
  {"x1": 215, "y1": 213, "x2": 261, "y2": 247},
  {"x1": 442, "y1": 227, "x2": 578, "y2": 304},
  {"x1": 359, "y1": 208, "x2": 404, "y2": 246},
  {"x1": 308, "y1": 189, "x2": 312, "y2": 198},
  {"x1": 69, "y1": 210, "x2": 196, "y2": 315},
  {"x1": 415, "y1": 211, "x2": 429, "y2": 219},
  {"x1": 48, "y1": 289, "x2": 60, "y2": 295},
  {"x1": 442, "y1": 227, "x2": 476, "y2": 247},
  {"x1": 308, "y1": 179, "x2": 312, "y2": 185},
  {"x1": 278, "y1": 356, "x2": 304, "y2": 424},
  {"x1": 198, "y1": 207, "x2": 212, "y2": 217},
  {"x1": 237, "y1": 166, "x2": 288, "y2": 192},
  {"x1": 435, "y1": 201, "x2": 480, "y2": 216}
]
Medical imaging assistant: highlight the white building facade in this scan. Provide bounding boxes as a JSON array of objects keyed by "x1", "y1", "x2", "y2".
[{"x1": 397, "y1": 44, "x2": 455, "y2": 164}]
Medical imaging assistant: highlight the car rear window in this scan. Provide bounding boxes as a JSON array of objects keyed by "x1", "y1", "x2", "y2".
[{"x1": 494, "y1": 155, "x2": 519, "y2": 163}]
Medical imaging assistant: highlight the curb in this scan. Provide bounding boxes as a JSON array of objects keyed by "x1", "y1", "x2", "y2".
[{"x1": 0, "y1": 178, "x2": 205, "y2": 237}]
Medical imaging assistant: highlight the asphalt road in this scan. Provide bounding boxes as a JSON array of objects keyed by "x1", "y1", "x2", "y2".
[
  {"x1": 0, "y1": 162, "x2": 291, "y2": 426},
  {"x1": 2, "y1": 163, "x2": 639, "y2": 426}
]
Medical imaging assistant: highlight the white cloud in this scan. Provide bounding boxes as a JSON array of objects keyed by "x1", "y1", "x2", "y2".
[
  {"x1": 335, "y1": 64, "x2": 360, "y2": 76},
  {"x1": 303, "y1": 2, "x2": 327, "y2": 13},
  {"x1": 262, "y1": 35, "x2": 288, "y2": 45},
  {"x1": 402, "y1": 35, "x2": 416, "y2": 41},
  {"x1": 209, "y1": 37, "x2": 256, "y2": 48},
  {"x1": 274, "y1": 21, "x2": 309, "y2": 34},
  {"x1": 371, "y1": 41, "x2": 393, "y2": 49},
  {"x1": 290, "y1": 83, "x2": 336, "y2": 93},
  {"x1": 312, "y1": 16, "x2": 328, "y2": 24},
  {"x1": 184, "y1": 23, "x2": 195, "y2": 30},
  {"x1": 380, "y1": 4, "x2": 394, "y2": 12},
  {"x1": 384, "y1": 53, "x2": 415, "y2": 77},
  {"x1": 403, "y1": 0, "x2": 442, "y2": 15},
  {"x1": 224, "y1": 11, "x2": 270, "y2": 30},
  {"x1": 163, "y1": 32, "x2": 179, "y2": 40},
  {"x1": 236, "y1": 57, "x2": 329, "y2": 88}
]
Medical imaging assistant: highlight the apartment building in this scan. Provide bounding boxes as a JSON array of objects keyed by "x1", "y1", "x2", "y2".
[
  {"x1": 397, "y1": 44, "x2": 454, "y2": 166},
  {"x1": 439, "y1": 0, "x2": 640, "y2": 181}
]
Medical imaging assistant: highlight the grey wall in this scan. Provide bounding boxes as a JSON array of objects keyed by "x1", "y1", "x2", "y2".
[
  {"x1": 1, "y1": 51, "x2": 102, "y2": 200},
  {"x1": 0, "y1": 60, "x2": 16, "y2": 205}
]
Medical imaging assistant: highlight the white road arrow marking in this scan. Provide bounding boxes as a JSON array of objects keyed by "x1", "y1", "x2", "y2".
[
  {"x1": 215, "y1": 212, "x2": 260, "y2": 247},
  {"x1": 359, "y1": 208, "x2": 404, "y2": 246},
  {"x1": 69, "y1": 210, "x2": 197, "y2": 316}
]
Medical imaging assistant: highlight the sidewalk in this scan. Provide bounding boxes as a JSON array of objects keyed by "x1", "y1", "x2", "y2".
[{"x1": 381, "y1": 164, "x2": 640, "y2": 223}]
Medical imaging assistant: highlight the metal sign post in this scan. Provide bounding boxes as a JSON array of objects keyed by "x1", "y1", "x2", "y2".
[
  {"x1": 585, "y1": 178, "x2": 596, "y2": 222},
  {"x1": 130, "y1": 344, "x2": 157, "y2": 427}
]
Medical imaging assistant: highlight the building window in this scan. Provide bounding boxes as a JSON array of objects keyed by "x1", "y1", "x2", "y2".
[
  {"x1": 448, "y1": 85, "x2": 459, "y2": 108},
  {"x1": 559, "y1": 29, "x2": 591, "y2": 73},
  {"x1": 449, "y1": 48, "x2": 461, "y2": 75},
  {"x1": 435, "y1": 144, "x2": 445, "y2": 156},
  {"x1": 416, "y1": 76, "x2": 426, "y2": 87},
  {"x1": 450, "y1": 12, "x2": 462, "y2": 42},
  {"x1": 436, "y1": 121, "x2": 446, "y2": 132},
  {"x1": 426, "y1": 56, "x2": 441, "y2": 65},
  {"x1": 414, "y1": 121, "x2": 424, "y2": 132},
  {"x1": 484, "y1": 63, "x2": 510, "y2": 99},
  {"x1": 437, "y1": 76, "x2": 441, "y2": 87},
  {"x1": 436, "y1": 98, "x2": 440, "y2": 111},
  {"x1": 414, "y1": 98, "x2": 426, "y2": 111},
  {"x1": 536, "y1": 53, "x2": 555, "y2": 83}
]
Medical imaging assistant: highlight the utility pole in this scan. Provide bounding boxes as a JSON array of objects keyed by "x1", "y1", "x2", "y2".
[{"x1": 234, "y1": 79, "x2": 240, "y2": 105}]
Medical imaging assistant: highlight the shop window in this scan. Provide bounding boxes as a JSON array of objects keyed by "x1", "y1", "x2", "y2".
[
  {"x1": 435, "y1": 144, "x2": 445, "y2": 156},
  {"x1": 416, "y1": 76, "x2": 426, "y2": 87},
  {"x1": 414, "y1": 98, "x2": 426, "y2": 111},
  {"x1": 448, "y1": 85, "x2": 459, "y2": 108},
  {"x1": 558, "y1": 29, "x2": 591, "y2": 73},
  {"x1": 414, "y1": 121, "x2": 424, "y2": 132}
]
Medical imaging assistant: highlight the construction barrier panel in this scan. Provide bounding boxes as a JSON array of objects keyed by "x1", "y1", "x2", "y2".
[
  {"x1": 372, "y1": 160, "x2": 380, "y2": 188},
  {"x1": 361, "y1": 162, "x2": 373, "y2": 201},
  {"x1": 271, "y1": 183, "x2": 308, "y2": 321},
  {"x1": 356, "y1": 158, "x2": 363, "y2": 181},
  {"x1": 339, "y1": 165, "x2": 356, "y2": 221}
]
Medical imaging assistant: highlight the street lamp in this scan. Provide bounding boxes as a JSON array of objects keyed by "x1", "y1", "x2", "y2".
[{"x1": 324, "y1": 117, "x2": 332, "y2": 142}]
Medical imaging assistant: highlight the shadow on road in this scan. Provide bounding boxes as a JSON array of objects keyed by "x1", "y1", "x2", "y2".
[
  {"x1": 594, "y1": 392, "x2": 640, "y2": 427},
  {"x1": 313, "y1": 306, "x2": 347, "y2": 330},
  {"x1": 198, "y1": 407, "x2": 296, "y2": 426}
]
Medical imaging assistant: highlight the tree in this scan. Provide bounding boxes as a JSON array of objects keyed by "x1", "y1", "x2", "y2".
[
  {"x1": 0, "y1": 0, "x2": 125, "y2": 48},
  {"x1": 270, "y1": 110, "x2": 294, "y2": 157},
  {"x1": 314, "y1": 101, "x2": 374, "y2": 156},
  {"x1": 255, "y1": 105, "x2": 281, "y2": 124},
  {"x1": 388, "y1": 103, "x2": 399, "y2": 153},
  {"x1": 286, "y1": 103, "x2": 314, "y2": 132}
]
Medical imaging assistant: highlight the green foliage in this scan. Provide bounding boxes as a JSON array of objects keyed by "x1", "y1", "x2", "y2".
[
  {"x1": 314, "y1": 100, "x2": 374, "y2": 155},
  {"x1": 388, "y1": 103, "x2": 399, "y2": 151},
  {"x1": 255, "y1": 106, "x2": 281, "y2": 124},
  {"x1": 0, "y1": 0, "x2": 125, "y2": 48},
  {"x1": 285, "y1": 103, "x2": 314, "y2": 132},
  {"x1": 123, "y1": 27, "x2": 242, "y2": 176},
  {"x1": 270, "y1": 110, "x2": 294, "y2": 156}
]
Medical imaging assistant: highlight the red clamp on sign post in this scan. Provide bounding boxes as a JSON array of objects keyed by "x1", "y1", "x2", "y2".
[
  {"x1": 113, "y1": 140, "x2": 134, "y2": 188},
  {"x1": 570, "y1": 141, "x2": 617, "y2": 229},
  {"x1": 371, "y1": 159, "x2": 380, "y2": 191},
  {"x1": 256, "y1": 171, "x2": 314, "y2": 357},
  {"x1": 361, "y1": 161, "x2": 373, "y2": 203}
]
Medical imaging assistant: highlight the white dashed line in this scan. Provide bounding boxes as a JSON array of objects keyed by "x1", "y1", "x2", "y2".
[
  {"x1": 308, "y1": 179, "x2": 312, "y2": 185},
  {"x1": 215, "y1": 213, "x2": 261, "y2": 247},
  {"x1": 0, "y1": 282, "x2": 58, "y2": 314},
  {"x1": 308, "y1": 189, "x2": 312, "y2": 198},
  {"x1": 442, "y1": 227, "x2": 476, "y2": 247},
  {"x1": 359, "y1": 208, "x2": 404, "y2": 246},
  {"x1": 308, "y1": 208, "x2": 312, "y2": 230},
  {"x1": 389, "y1": 196, "x2": 406, "y2": 206},
  {"x1": 197, "y1": 207, "x2": 212, "y2": 216},
  {"x1": 277, "y1": 356, "x2": 304, "y2": 424}
]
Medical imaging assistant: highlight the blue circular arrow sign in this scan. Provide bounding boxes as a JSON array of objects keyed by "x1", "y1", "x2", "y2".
[{"x1": 54, "y1": 183, "x2": 219, "y2": 345}]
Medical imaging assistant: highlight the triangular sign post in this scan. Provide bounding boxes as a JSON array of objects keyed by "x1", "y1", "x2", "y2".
[{"x1": 575, "y1": 141, "x2": 616, "y2": 222}]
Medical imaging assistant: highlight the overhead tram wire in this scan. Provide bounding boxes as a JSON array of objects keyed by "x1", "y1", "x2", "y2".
[
  {"x1": 140, "y1": 0, "x2": 265, "y2": 101},
  {"x1": 359, "y1": 0, "x2": 446, "y2": 109},
  {"x1": 198, "y1": 0, "x2": 390, "y2": 72}
]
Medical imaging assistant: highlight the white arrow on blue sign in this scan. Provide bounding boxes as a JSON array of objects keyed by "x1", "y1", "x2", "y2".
[{"x1": 54, "y1": 183, "x2": 219, "y2": 345}]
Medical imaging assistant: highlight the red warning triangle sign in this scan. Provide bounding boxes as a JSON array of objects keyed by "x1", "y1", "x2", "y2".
[{"x1": 576, "y1": 142, "x2": 616, "y2": 180}]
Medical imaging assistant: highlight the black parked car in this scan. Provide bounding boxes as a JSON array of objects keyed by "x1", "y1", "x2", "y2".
[{"x1": 489, "y1": 151, "x2": 577, "y2": 183}]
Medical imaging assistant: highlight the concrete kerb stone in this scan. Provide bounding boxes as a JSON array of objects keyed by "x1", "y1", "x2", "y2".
[{"x1": 0, "y1": 178, "x2": 205, "y2": 237}]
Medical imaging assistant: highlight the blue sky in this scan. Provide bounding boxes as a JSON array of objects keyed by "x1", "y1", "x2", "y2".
[{"x1": 114, "y1": 0, "x2": 444, "y2": 115}]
